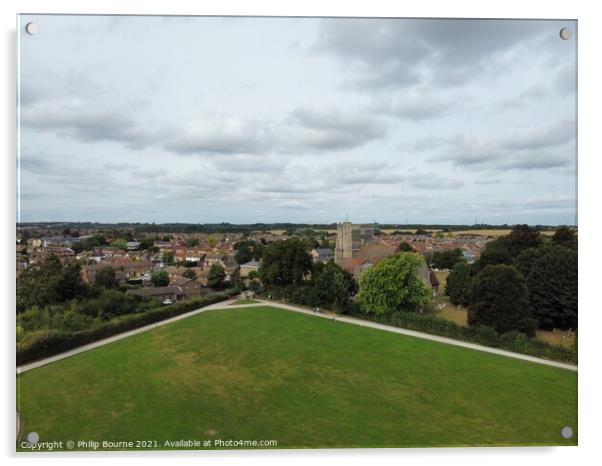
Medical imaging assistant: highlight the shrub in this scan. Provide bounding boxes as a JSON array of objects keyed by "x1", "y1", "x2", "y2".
[
  {"x1": 342, "y1": 303, "x2": 576, "y2": 364},
  {"x1": 17, "y1": 292, "x2": 231, "y2": 365}
]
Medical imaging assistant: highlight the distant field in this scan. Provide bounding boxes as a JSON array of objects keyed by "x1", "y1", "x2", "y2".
[
  {"x1": 448, "y1": 229, "x2": 555, "y2": 237},
  {"x1": 17, "y1": 306, "x2": 576, "y2": 450}
]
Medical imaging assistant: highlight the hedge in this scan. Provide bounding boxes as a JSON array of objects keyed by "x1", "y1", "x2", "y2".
[
  {"x1": 342, "y1": 303, "x2": 577, "y2": 364},
  {"x1": 17, "y1": 291, "x2": 235, "y2": 365}
]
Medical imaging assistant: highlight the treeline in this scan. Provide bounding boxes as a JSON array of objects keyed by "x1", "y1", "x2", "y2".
[
  {"x1": 18, "y1": 221, "x2": 563, "y2": 235},
  {"x1": 446, "y1": 225, "x2": 577, "y2": 334},
  {"x1": 257, "y1": 238, "x2": 357, "y2": 311},
  {"x1": 253, "y1": 232, "x2": 577, "y2": 363}
]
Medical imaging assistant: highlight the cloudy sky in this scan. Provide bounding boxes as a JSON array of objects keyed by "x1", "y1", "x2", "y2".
[{"x1": 17, "y1": 15, "x2": 577, "y2": 225}]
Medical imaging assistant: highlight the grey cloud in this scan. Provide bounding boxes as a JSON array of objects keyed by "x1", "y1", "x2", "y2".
[
  {"x1": 423, "y1": 121, "x2": 574, "y2": 170},
  {"x1": 500, "y1": 120, "x2": 574, "y2": 151},
  {"x1": 314, "y1": 18, "x2": 554, "y2": 91},
  {"x1": 498, "y1": 152, "x2": 573, "y2": 170},
  {"x1": 285, "y1": 107, "x2": 387, "y2": 151},
  {"x1": 407, "y1": 175, "x2": 464, "y2": 190},
  {"x1": 276, "y1": 200, "x2": 310, "y2": 210},
  {"x1": 21, "y1": 104, "x2": 152, "y2": 149},
  {"x1": 212, "y1": 155, "x2": 288, "y2": 174},
  {"x1": 162, "y1": 117, "x2": 271, "y2": 155},
  {"x1": 372, "y1": 92, "x2": 456, "y2": 121},
  {"x1": 498, "y1": 85, "x2": 549, "y2": 110},
  {"x1": 163, "y1": 107, "x2": 386, "y2": 157}
]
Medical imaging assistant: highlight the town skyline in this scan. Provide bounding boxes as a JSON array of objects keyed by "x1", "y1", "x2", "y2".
[{"x1": 18, "y1": 15, "x2": 577, "y2": 225}]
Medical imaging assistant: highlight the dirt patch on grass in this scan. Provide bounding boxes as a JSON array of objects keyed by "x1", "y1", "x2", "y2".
[{"x1": 535, "y1": 329, "x2": 576, "y2": 348}]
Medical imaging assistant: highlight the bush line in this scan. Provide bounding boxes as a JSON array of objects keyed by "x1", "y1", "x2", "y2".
[
  {"x1": 341, "y1": 304, "x2": 577, "y2": 364},
  {"x1": 17, "y1": 291, "x2": 235, "y2": 365}
]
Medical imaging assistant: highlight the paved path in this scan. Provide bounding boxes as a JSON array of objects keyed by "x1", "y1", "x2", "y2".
[
  {"x1": 17, "y1": 299, "x2": 577, "y2": 374},
  {"x1": 261, "y1": 300, "x2": 578, "y2": 371}
]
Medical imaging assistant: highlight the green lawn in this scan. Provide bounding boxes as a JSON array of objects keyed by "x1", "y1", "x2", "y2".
[{"x1": 17, "y1": 306, "x2": 577, "y2": 450}]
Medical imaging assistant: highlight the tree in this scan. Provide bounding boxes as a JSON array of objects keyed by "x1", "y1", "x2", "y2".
[
  {"x1": 431, "y1": 248, "x2": 465, "y2": 269},
  {"x1": 94, "y1": 266, "x2": 117, "y2": 289},
  {"x1": 17, "y1": 256, "x2": 63, "y2": 313},
  {"x1": 505, "y1": 224, "x2": 542, "y2": 256},
  {"x1": 234, "y1": 240, "x2": 265, "y2": 264},
  {"x1": 259, "y1": 238, "x2": 313, "y2": 288},
  {"x1": 16, "y1": 255, "x2": 87, "y2": 313},
  {"x1": 473, "y1": 225, "x2": 542, "y2": 273},
  {"x1": 552, "y1": 226, "x2": 577, "y2": 250},
  {"x1": 162, "y1": 251, "x2": 175, "y2": 265},
  {"x1": 110, "y1": 238, "x2": 128, "y2": 249},
  {"x1": 468, "y1": 265, "x2": 536, "y2": 336},
  {"x1": 473, "y1": 237, "x2": 512, "y2": 272},
  {"x1": 248, "y1": 279, "x2": 261, "y2": 294},
  {"x1": 150, "y1": 270, "x2": 170, "y2": 287},
  {"x1": 58, "y1": 262, "x2": 86, "y2": 301},
  {"x1": 397, "y1": 241, "x2": 414, "y2": 252},
  {"x1": 311, "y1": 262, "x2": 357, "y2": 311},
  {"x1": 138, "y1": 238, "x2": 155, "y2": 250},
  {"x1": 207, "y1": 264, "x2": 226, "y2": 288},
  {"x1": 187, "y1": 238, "x2": 200, "y2": 247},
  {"x1": 356, "y1": 253, "x2": 431, "y2": 314},
  {"x1": 445, "y1": 262, "x2": 472, "y2": 306},
  {"x1": 515, "y1": 245, "x2": 577, "y2": 330},
  {"x1": 182, "y1": 268, "x2": 197, "y2": 280}
]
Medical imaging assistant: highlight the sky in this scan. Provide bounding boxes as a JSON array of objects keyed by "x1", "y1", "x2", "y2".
[{"x1": 17, "y1": 15, "x2": 577, "y2": 225}]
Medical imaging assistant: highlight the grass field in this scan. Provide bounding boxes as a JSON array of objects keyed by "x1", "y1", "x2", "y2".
[{"x1": 17, "y1": 306, "x2": 577, "y2": 450}]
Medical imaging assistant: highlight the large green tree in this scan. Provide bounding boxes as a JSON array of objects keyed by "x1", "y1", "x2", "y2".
[
  {"x1": 515, "y1": 245, "x2": 577, "y2": 330},
  {"x1": 431, "y1": 248, "x2": 465, "y2": 270},
  {"x1": 552, "y1": 226, "x2": 577, "y2": 250},
  {"x1": 397, "y1": 241, "x2": 414, "y2": 252},
  {"x1": 110, "y1": 238, "x2": 128, "y2": 249},
  {"x1": 234, "y1": 240, "x2": 265, "y2": 264},
  {"x1": 505, "y1": 224, "x2": 542, "y2": 256},
  {"x1": 474, "y1": 225, "x2": 542, "y2": 273},
  {"x1": 445, "y1": 262, "x2": 472, "y2": 306},
  {"x1": 207, "y1": 264, "x2": 226, "y2": 289},
  {"x1": 259, "y1": 238, "x2": 313, "y2": 288},
  {"x1": 311, "y1": 262, "x2": 357, "y2": 311},
  {"x1": 356, "y1": 253, "x2": 431, "y2": 315},
  {"x1": 473, "y1": 238, "x2": 512, "y2": 272},
  {"x1": 17, "y1": 256, "x2": 86, "y2": 313},
  {"x1": 94, "y1": 266, "x2": 117, "y2": 289},
  {"x1": 468, "y1": 265, "x2": 536, "y2": 336},
  {"x1": 150, "y1": 270, "x2": 170, "y2": 287}
]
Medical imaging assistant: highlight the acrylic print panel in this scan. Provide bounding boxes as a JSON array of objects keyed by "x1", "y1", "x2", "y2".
[{"x1": 16, "y1": 15, "x2": 577, "y2": 451}]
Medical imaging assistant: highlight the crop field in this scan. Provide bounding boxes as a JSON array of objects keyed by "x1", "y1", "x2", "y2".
[{"x1": 17, "y1": 306, "x2": 577, "y2": 450}]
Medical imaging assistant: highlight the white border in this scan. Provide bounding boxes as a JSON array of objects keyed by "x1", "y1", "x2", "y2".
[{"x1": 3, "y1": 1, "x2": 601, "y2": 465}]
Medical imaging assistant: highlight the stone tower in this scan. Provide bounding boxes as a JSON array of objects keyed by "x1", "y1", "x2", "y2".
[{"x1": 335, "y1": 222, "x2": 374, "y2": 265}]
